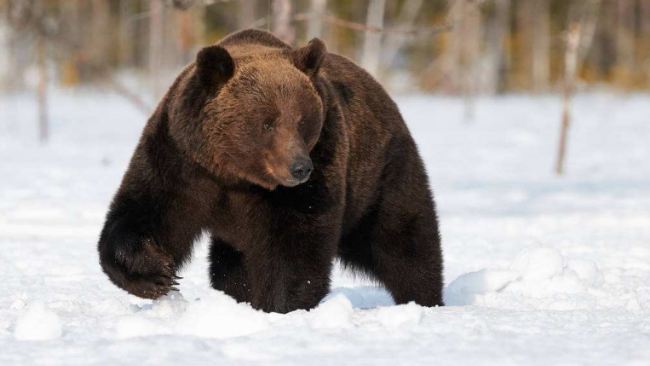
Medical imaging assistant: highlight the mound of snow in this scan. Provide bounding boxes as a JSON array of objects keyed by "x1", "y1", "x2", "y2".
[
  {"x1": 376, "y1": 302, "x2": 423, "y2": 328},
  {"x1": 509, "y1": 246, "x2": 564, "y2": 280},
  {"x1": 443, "y1": 269, "x2": 520, "y2": 305},
  {"x1": 176, "y1": 291, "x2": 269, "y2": 339},
  {"x1": 445, "y1": 246, "x2": 614, "y2": 310},
  {"x1": 151, "y1": 291, "x2": 189, "y2": 318},
  {"x1": 14, "y1": 302, "x2": 63, "y2": 341},
  {"x1": 10, "y1": 299, "x2": 26, "y2": 310},
  {"x1": 566, "y1": 259, "x2": 605, "y2": 287},
  {"x1": 311, "y1": 294, "x2": 353, "y2": 329}
]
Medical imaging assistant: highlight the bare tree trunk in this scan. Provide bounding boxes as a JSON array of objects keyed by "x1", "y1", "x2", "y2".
[
  {"x1": 616, "y1": 0, "x2": 635, "y2": 87},
  {"x1": 517, "y1": 0, "x2": 533, "y2": 90},
  {"x1": 89, "y1": 0, "x2": 111, "y2": 68},
  {"x1": 238, "y1": 0, "x2": 256, "y2": 30},
  {"x1": 382, "y1": 0, "x2": 424, "y2": 74},
  {"x1": 361, "y1": 0, "x2": 386, "y2": 77},
  {"x1": 165, "y1": 6, "x2": 180, "y2": 71},
  {"x1": 119, "y1": 0, "x2": 132, "y2": 68},
  {"x1": 643, "y1": 0, "x2": 650, "y2": 88},
  {"x1": 532, "y1": 0, "x2": 550, "y2": 92},
  {"x1": 576, "y1": 0, "x2": 603, "y2": 65},
  {"x1": 481, "y1": 0, "x2": 510, "y2": 94},
  {"x1": 150, "y1": 0, "x2": 164, "y2": 101},
  {"x1": 463, "y1": 1, "x2": 481, "y2": 122},
  {"x1": 557, "y1": 24, "x2": 582, "y2": 175},
  {"x1": 307, "y1": 0, "x2": 327, "y2": 40},
  {"x1": 272, "y1": 0, "x2": 294, "y2": 44},
  {"x1": 37, "y1": 35, "x2": 48, "y2": 144},
  {"x1": 0, "y1": 18, "x2": 7, "y2": 93},
  {"x1": 57, "y1": 0, "x2": 81, "y2": 86},
  {"x1": 444, "y1": 0, "x2": 465, "y2": 93},
  {"x1": 177, "y1": 8, "x2": 195, "y2": 64}
]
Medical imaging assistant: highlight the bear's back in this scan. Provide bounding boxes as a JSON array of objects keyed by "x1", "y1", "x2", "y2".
[{"x1": 217, "y1": 29, "x2": 291, "y2": 61}]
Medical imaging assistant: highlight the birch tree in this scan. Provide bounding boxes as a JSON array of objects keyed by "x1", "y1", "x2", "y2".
[
  {"x1": 616, "y1": 0, "x2": 636, "y2": 86},
  {"x1": 382, "y1": 0, "x2": 424, "y2": 76},
  {"x1": 531, "y1": 0, "x2": 550, "y2": 92},
  {"x1": 481, "y1": 0, "x2": 510, "y2": 94},
  {"x1": 643, "y1": 0, "x2": 650, "y2": 87},
  {"x1": 238, "y1": 0, "x2": 256, "y2": 30},
  {"x1": 150, "y1": 0, "x2": 164, "y2": 101},
  {"x1": 361, "y1": 0, "x2": 387, "y2": 77},
  {"x1": 307, "y1": 0, "x2": 327, "y2": 40},
  {"x1": 272, "y1": 0, "x2": 294, "y2": 44}
]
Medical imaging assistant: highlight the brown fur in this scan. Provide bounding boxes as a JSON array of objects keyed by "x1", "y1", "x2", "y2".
[{"x1": 98, "y1": 30, "x2": 443, "y2": 312}]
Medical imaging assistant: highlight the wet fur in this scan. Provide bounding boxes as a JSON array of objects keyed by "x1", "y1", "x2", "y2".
[{"x1": 98, "y1": 30, "x2": 443, "y2": 312}]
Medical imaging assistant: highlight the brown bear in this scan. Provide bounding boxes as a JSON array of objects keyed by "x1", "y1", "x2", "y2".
[{"x1": 98, "y1": 29, "x2": 443, "y2": 313}]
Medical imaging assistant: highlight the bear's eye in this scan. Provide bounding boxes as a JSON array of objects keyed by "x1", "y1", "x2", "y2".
[{"x1": 263, "y1": 123, "x2": 274, "y2": 131}]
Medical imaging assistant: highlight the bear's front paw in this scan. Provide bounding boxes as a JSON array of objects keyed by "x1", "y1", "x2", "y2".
[{"x1": 100, "y1": 236, "x2": 182, "y2": 300}]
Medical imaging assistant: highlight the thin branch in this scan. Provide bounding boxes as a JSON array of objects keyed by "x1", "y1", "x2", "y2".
[
  {"x1": 167, "y1": 0, "x2": 235, "y2": 10},
  {"x1": 247, "y1": 17, "x2": 270, "y2": 30},
  {"x1": 556, "y1": 23, "x2": 582, "y2": 176},
  {"x1": 96, "y1": 71, "x2": 152, "y2": 115},
  {"x1": 165, "y1": 1, "x2": 452, "y2": 37},
  {"x1": 7, "y1": 8, "x2": 152, "y2": 115},
  {"x1": 293, "y1": 12, "x2": 452, "y2": 37}
]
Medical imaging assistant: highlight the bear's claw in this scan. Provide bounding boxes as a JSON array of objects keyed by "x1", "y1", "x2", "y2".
[{"x1": 101, "y1": 235, "x2": 182, "y2": 300}]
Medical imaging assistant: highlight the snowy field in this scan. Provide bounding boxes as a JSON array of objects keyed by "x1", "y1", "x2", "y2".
[{"x1": 1, "y1": 92, "x2": 649, "y2": 365}]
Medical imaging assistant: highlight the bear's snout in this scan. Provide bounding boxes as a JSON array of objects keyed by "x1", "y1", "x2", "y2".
[{"x1": 288, "y1": 157, "x2": 313, "y2": 185}]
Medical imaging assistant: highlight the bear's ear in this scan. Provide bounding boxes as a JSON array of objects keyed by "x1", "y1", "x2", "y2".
[
  {"x1": 196, "y1": 45, "x2": 235, "y2": 87},
  {"x1": 292, "y1": 38, "x2": 327, "y2": 77}
]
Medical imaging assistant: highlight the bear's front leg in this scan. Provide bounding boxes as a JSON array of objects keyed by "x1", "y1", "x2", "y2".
[
  {"x1": 209, "y1": 237, "x2": 253, "y2": 303},
  {"x1": 99, "y1": 220, "x2": 181, "y2": 299},
  {"x1": 98, "y1": 135, "x2": 209, "y2": 299},
  {"x1": 244, "y1": 229, "x2": 337, "y2": 313}
]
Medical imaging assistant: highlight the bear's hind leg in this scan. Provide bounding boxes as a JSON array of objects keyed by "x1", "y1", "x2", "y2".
[
  {"x1": 209, "y1": 238, "x2": 253, "y2": 303},
  {"x1": 338, "y1": 138, "x2": 444, "y2": 307},
  {"x1": 339, "y1": 205, "x2": 444, "y2": 307}
]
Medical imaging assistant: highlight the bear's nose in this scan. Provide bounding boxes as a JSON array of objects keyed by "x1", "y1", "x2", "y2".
[{"x1": 289, "y1": 158, "x2": 314, "y2": 182}]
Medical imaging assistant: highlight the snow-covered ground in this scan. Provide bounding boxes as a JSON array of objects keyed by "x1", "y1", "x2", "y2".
[{"x1": 1, "y1": 91, "x2": 649, "y2": 365}]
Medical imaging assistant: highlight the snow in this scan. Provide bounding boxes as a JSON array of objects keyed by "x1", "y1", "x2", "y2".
[
  {"x1": 176, "y1": 292, "x2": 269, "y2": 339},
  {"x1": 13, "y1": 302, "x2": 63, "y2": 341},
  {"x1": 444, "y1": 246, "x2": 618, "y2": 311},
  {"x1": 376, "y1": 302, "x2": 423, "y2": 328},
  {"x1": 311, "y1": 294, "x2": 353, "y2": 329},
  {"x1": 1, "y1": 91, "x2": 650, "y2": 365}
]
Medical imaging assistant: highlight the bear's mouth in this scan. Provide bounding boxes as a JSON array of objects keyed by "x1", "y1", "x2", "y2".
[{"x1": 282, "y1": 175, "x2": 310, "y2": 187}]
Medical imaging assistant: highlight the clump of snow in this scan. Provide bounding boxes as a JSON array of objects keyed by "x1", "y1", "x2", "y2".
[
  {"x1": 510, "y1": 246, "x2": 564, "y2": 280},
  {"x1": 446, "y1": 246, "x2": 610, "y2": 310},
  {"x1": 151, "y1": 291, "x2": 189, "y2": 318},
  {"x1": 175, "y1": 291, "x2": 269, "y2": 339},
  {"x1": 376, "y1": 302, "x2": 423, "y2": 328},
  {"x1": 11, "y1": 299, "x2": 27, "y2": 310},
  {"x1": 311, "y1": 294, "x2": 353, "y2": 329},
  {"x1": 625, "y1": 298, "x2": 642, "y2": 313},
  {"x1": 566, "y1": 259, "x2": 605, "y2": 287},
  {"x1": 443, "y1": 269, "x2": 520, "y2": 305},
  {"x1": 115, "y1": 291, "x2": 267, "y2": 339},
  {"x1": 14, "y1": 302, "x2": 63, "y2": 341}
]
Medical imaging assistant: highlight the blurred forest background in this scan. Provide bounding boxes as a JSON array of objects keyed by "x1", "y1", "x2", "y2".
[{"x1": 1, "y1": 0, "x2": 650, "y2": 105}]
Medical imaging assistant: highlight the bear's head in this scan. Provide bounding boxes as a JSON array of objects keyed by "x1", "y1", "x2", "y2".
[{"x1": 185, "y1": 38, "x2": 327, "y2": 190}]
